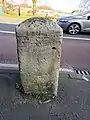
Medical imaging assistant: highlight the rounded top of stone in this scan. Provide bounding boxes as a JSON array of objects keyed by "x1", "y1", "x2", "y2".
[{"x1": 15, "y1": 17, "x2": 63, "y2": 37}]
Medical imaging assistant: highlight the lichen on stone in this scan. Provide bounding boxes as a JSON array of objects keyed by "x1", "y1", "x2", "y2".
[{"x1": 15, "y1": 17, "x2": 63, "y2": 102}]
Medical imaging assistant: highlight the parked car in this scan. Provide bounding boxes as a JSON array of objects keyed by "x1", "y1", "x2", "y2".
[{"x1": 57, "y1": 10, "x2": 90, "y2": 35}]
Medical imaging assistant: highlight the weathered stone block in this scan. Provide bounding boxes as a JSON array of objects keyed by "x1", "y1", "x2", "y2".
[{"x1": 15, "y1": 18, "x2": 63, "y2": 102}]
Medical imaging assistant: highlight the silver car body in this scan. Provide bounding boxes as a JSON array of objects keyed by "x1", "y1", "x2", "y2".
[{"x1": 57, "y1": 11, "x2": 90, "y2": 33}]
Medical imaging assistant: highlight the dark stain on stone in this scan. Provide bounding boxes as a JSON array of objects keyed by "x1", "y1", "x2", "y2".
[
  {"x1": 52, "y1": 47, "x2": 56, "y2": 50},
  {"x1": 26, "y1": 36, "x2": 29, "y2": 41},
  {"x1": 22, "y1": 41, "x2": 25, "y2": 44},
  {"x1": 35, "y1": 43, "x2": 40, "y2": 46},
  {"x1": 44, "y1": 58, "x2": 46, "y2": 60},
  {"x1": 40, "y1": 22, "x2": 43, "y2": 25},
  {"x1": 31, "y1": 31, "x2": 35, "y2": 36},
  {"x1": 18, "y1": 24, "x2": 20, "y2": 27},
  {"x1": 38, "y1": 33, "x2": 41, "y2": 36}
]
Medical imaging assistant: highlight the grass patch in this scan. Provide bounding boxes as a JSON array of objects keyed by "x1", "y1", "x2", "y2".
[
  {"x1": 4, "y1": 13, "x2": 57, "y2": 22},
  {"x1": 4, "y1": 13, "x2": 32, "y2": 19}
]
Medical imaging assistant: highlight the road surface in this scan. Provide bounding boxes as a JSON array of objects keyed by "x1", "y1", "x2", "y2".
[
  {"x1": 61, "y1": 39, "x2": 90, "y2": 69},
  {"x1": 0, "y1": 33, "x2": 17, "y2": 64},
  {"x1": 0, "y1": 23, "x2": 16, "y2": 32},
  {"x1": 0, "y1": 72, "x2": 90, "y2": 120},
  {"x1": 0, "y1": 23, "x2": 90, "y2": 38},
  {"x1": 0, "y1": 33, "x2": 90, "y2": 70}
]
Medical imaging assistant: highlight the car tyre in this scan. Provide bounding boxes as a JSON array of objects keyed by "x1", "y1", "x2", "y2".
[
  {"x1": 88, "y1": 16, "x2": 90, "y2": 20},
  {"x1": 67, "y1": 23, "x2": 81, "y2": 35}
]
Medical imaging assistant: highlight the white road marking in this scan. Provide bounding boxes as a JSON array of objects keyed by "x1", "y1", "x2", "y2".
[
  {"x1": 0, "y1": 30, "x2": 90, "y2": 41},
  {"x1": 0, "y1": 63, "x2": 74, "y2": 73},
  {"x1": 77, "y1": 70, "x2": 81, "y2": 74},
  {"x1": 81, "y1": 71, "x2": 85, "y2": 75},
  {"x1": 0, "y1": 63, "x2": 18, "y2": 69},
  {"x1": 0, "y1": 63, "x2": 89, "y2": 82},
  {"x1": 0, "y1": 22, "x2": 18, "y2": 25},
  {"x1": 0, "y1": 30, "x2": 15, "y2": 34},
  {"x1": 63, "y1": 36, "x2": 90, "y2": 41},
  {"x1": 82, "y1": 76, "x2": 90, "y2": 81},
  {"x1": 59, "y1": 68, "x2": 74, "y2": 73},
  {"x1": 85, "y1": 71, "x2": 89, "y2": 75}
]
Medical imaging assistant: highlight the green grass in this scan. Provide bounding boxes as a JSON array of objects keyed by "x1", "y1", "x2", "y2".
[
  {"x1": 4, "y1": 13, "x2": 32, "y2": 19},
  {"x1": 4, "y1": 13, "x2": 57, "y2": 22}
]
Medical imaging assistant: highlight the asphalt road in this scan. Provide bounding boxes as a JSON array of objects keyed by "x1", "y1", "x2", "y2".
[
  {"x1": 61, "y1": 39, "x2": 90, "y2": 69},
  {"x1": 0, "y1": 33, "x2": 17, "y2": 64},
  {"x1": 0, "y1": 33, "x2": 90, "y2": 70},
  {"x1": 0, "y1": 72, "x2": 90, "y2": 120},
  {"x1": 0, "y1": 23, "x2": 90, "y2": 38},
  {"x1": 0, "y1": 23, "x2": 16, "y2": 32}
]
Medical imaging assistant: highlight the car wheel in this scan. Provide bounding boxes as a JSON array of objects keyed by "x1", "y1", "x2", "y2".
[
  {"x1": 88, "y1": 16, "x2": 90, "y2": 20},
  {"x1": 68, "y1": 23, "x2": 81, "y2": 35}
]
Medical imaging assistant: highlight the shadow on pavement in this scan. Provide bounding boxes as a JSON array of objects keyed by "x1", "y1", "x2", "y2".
[{"x1": 0, "y1": 69, "x2": 90, "y2": 120}]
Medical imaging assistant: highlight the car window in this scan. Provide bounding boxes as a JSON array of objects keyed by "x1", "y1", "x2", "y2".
[
  {"x1": 83, "y1": 13, "x2": 90, "y2": 17},
  {"x1": 75, "y1": 10, "x2": 90, "y2": 16}
]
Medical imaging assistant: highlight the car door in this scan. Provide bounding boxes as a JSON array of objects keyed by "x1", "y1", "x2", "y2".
[{"x1": 82, "y1": 15, "x2": 90, "y2": 32}]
